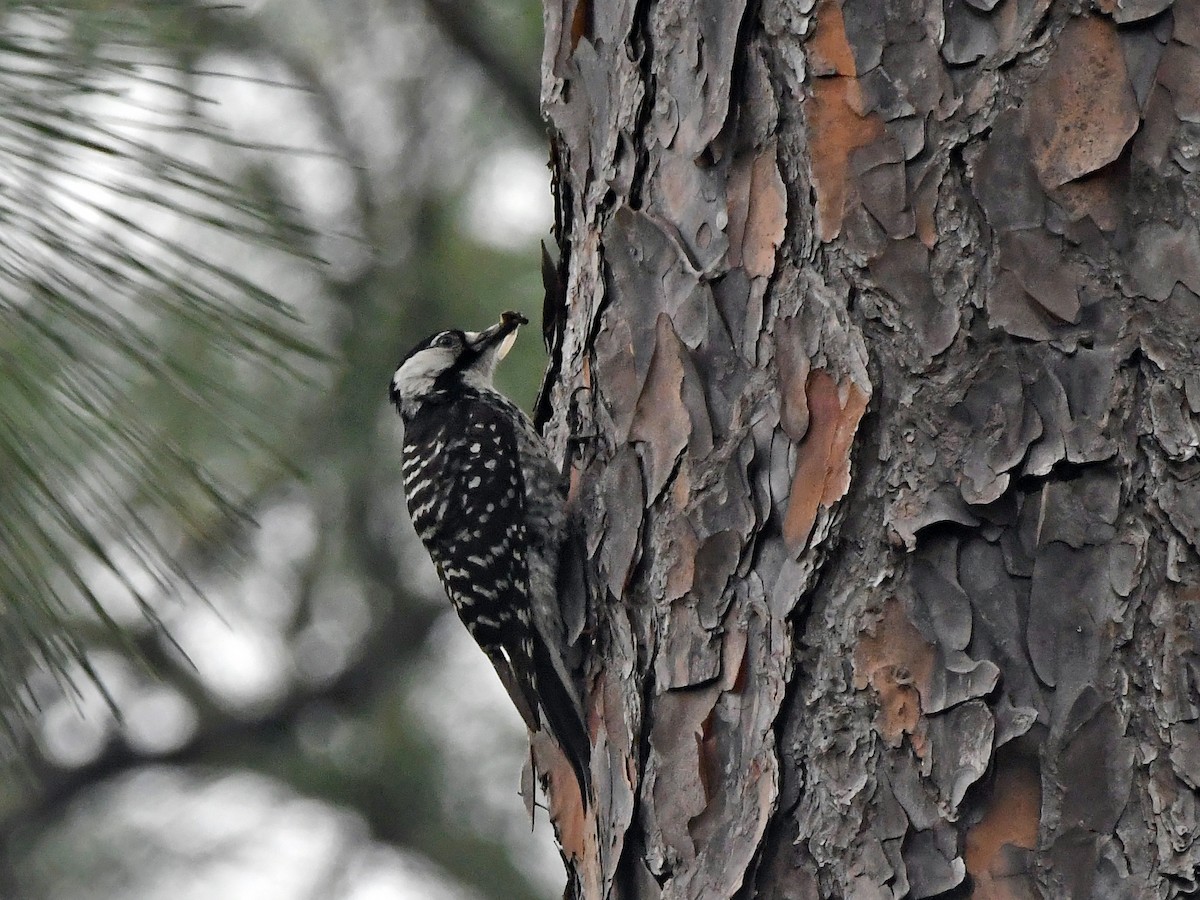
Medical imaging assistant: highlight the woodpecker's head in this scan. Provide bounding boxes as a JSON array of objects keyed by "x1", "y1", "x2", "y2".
[{"x1": 390, "y1": 310, "x2": 528, "y2": 417}]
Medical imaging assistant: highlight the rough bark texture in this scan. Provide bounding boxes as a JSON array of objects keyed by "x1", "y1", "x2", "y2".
[{"x1": 536, "y1": 0, "x2": 1200, "y2": 897}]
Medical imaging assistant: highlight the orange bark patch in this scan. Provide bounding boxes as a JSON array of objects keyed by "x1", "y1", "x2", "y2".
[
  {"x1": 743, "y1": 145, "x2": 789, "y2": 278},
  {"x1": 728, "y1": 142, "x2": 788, "y2": 278},
  {"x1": 568, "y1": 464, "x2": 583, "y2": 506},
  {"x1": 808, "y1": 0, "x2": 857, "y2": 76},
  {"x1": 1027, "y1": 16, "x2": 1139, "y2": 189},
  {"x1": 806, "y1": 0, "x2": 881, "y2": 241},
  {"x1": 853, "y1": 598, "x2": 936, "y2": 750},
  {"x1": 782, "y1": 371, "x2": 870, "y2": 552},
  {"x1": 822, "y1": 379, "x2": 869, "y2": 505},
  {"x1": 536, "y1": 730, "x2": 589, "y2": 860},
  {"x1": 964, "y1": 755, "x2": 1042, "y2": 899},
  {"x1": 873, "y1": 672, "x2": 922, "y2": 749},
  {"x1": 809, "y1": 78, "x2": 884, "y2": 242}
]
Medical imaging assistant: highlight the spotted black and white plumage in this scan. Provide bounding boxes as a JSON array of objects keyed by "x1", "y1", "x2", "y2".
[{"x1": 390, "y1": 311, "x2": 589, "y2": 802}]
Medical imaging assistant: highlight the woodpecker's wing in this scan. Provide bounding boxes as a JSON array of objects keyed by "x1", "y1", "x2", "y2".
[
  {"x1": 402, "y1": 396, "x2": 591, "y2": 802},
  {"x1": 403, "y1": 398, "x2": 541, "y2": 713}
]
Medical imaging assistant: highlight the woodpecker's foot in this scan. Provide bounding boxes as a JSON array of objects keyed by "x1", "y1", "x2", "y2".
[{"x1": 566, "y1": 386, "x2": 603, "y2": 466}]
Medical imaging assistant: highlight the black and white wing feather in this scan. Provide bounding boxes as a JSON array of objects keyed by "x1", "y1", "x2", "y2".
[{"x1": 402, "y1": 399, "x2": 542, "y2": 719}]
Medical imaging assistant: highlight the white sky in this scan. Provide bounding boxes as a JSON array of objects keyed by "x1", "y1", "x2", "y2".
[{"x1": 463, "y1": 147, "x2": 554, "y2": 250}]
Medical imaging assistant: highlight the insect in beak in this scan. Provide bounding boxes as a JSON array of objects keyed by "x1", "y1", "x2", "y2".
[{"x1": 490, "y1": 310, "x2": 528, "y2": 360}]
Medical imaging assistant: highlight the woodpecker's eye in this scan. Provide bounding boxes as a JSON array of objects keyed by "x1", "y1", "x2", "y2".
[{"x1": 434, "y1": 333, "x2": 458, "y2": 349}]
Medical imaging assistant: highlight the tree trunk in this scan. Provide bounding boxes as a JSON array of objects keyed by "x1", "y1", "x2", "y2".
[{"x1": 534, "y1": 0, "x2": 1200, "y2": 897}]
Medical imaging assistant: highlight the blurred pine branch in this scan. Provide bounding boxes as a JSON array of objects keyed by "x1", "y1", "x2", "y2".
[{"x1": 0, "y1": 1, "x2": 324, "y2": 742}]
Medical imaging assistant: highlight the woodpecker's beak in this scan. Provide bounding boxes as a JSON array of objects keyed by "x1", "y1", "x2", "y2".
[{"x1": 473, "y1": 310, "x2": 528, "y2": 361}]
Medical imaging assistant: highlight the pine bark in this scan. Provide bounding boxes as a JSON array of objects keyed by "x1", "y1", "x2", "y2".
[{"x1": 535, "y1": 1, "x2": 1200, "y2": 897}]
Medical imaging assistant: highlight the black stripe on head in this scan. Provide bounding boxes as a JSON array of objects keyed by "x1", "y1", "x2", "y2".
[
  {"x1": 389, "y1": 329, "x2": 470, "y2": 409},
  {"x1": 397, "y1": 329, "x2": 467, "y2": 366}
]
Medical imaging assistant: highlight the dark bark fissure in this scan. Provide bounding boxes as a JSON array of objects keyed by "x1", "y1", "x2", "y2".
[{"x1": 625, "y1": 0, "x2": 658, "y2": 213}]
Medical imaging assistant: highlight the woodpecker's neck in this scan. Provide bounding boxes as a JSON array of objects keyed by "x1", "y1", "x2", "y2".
[{"x1": 398, "y1": 381, "x2": 504, "y2": 424}]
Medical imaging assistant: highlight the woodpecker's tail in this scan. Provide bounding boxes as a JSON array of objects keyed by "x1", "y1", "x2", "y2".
[
  {"x1": 491, "y1": 637, "x2": 591, "y2": 807},
  {"x1": 492, "y1": 644, "x2": 542, "y2": 735},
  {"x1": 530, "y1": 637, "x2": 592, "y2": 809}
]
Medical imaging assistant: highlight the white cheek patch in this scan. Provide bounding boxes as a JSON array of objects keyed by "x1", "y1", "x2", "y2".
[{"x1": 392, "y1": 346, "x2": 453, "y2": 398}]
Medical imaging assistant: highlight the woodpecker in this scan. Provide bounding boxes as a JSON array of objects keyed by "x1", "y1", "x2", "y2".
[{"x1": 389, "y1": 310, "x2": 590, "y2": 803}]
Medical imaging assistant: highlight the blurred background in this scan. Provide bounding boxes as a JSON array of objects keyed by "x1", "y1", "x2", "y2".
[{"x1": 0, "y1": 1, "x2": 563, "y2": 897}]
